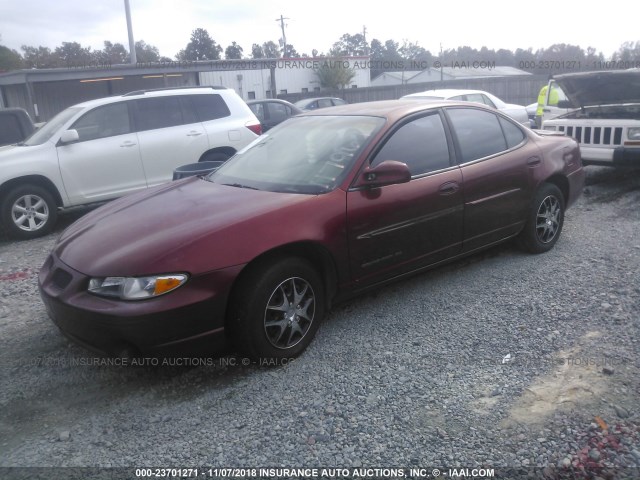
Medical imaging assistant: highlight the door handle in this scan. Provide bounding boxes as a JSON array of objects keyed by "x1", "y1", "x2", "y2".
[
  {"x1": 527, "y1": 156, "x2": 541, "y2": 167},
  {"x1": 438, "y1": 181, "x2": 459, "y2": 195},
  {"x1": 120, "y1": 141, "x2": 137, "y2": 148},
  {"x1": 187, "y1": 131, "x2": 203, "y2": 137}
]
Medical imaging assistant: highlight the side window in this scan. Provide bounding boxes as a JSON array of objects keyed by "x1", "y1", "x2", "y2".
[
  {"x1": 318, "y1": 99, "x2": 333, "y2": 108},
  {"x1": 192, "y1": 94, "x2": 230, "y2": 121},
  {"x1": 465, "y1": 94, "x2": 485, "y2": 104},
  {"x1": 372, "y1": 113, "x2": 451, "y2": 176},
  {"x1": 249, "y1": 103, "x2": 265, "y2": 122},
  {"x1": 499, "y1": 116, "x2": 526, "y2": 148},
  {"x1": 449, "y1": 95, "x2": 465, "y2": 101},
  {"x1": 178, "y1": 96, "x2": 199, "y2": 125},
  {"x1": 71, "y1": 103, "x2": 131, "y2": 142},
  {"x1": 268, "y1": 103, "x2": 289, "y2": 123},
  {"x1": 0, "y1": 115, "x2": 24, "y2": 144},
  {"x1": 332, "y1": 98, "x2": 347, "y2": 106},
  {"x1": 480, "y1": 94, "x2": 497, "y2": 108},
  {"x1": 134, "y1": 97, "x2": 183, "y2": 131},
  {"x1": 447, "y1": 108, "x2": 507, "y2": 163}
]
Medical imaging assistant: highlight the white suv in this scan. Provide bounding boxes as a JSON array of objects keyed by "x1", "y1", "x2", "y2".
[
  {"x1": 541, "y1": 69, "x2": 640, "y2": 166},
  {"x1": 0, "y1": 87, "x2": 261, "y2": 239}
]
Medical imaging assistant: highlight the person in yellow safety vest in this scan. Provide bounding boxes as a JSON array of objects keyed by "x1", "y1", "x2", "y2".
[{"x1": 535, "y1": 83, "x2": 560, "y2": 128}]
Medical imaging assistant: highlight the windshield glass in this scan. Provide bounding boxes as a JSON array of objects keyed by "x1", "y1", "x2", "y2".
[
  {"x1": 210, "y1": 115, "x2": 385, "y2": 194},
  {"x1": 23, "y1": 107, "x2": 82, "y2": 146}
]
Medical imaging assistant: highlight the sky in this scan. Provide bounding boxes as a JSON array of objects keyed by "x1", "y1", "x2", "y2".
[{"x1": 0, "y1": 0, "x2": 637, "y2": 60}]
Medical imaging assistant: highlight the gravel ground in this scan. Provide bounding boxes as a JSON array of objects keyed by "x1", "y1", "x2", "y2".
[{"x1": 0, "y1": 166, "x2": 639, "y2": 479}]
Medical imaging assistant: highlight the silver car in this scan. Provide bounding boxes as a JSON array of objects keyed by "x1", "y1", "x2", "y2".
[{"x1": 402, "y1": 89, "x2": 530, "y2": 126}]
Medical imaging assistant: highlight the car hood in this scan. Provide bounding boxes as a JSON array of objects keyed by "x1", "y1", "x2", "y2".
[
  {"x1": 55, "y1": 177, "x2": 336, "y2": 277},
  {"x1": 554, "y1": 69, "x2": 640, "y2": 107}
]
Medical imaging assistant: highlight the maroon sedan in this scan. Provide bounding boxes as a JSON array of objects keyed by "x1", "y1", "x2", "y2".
[{"x1": 39, "y1": 100, "x2": 584, "y2": 359}]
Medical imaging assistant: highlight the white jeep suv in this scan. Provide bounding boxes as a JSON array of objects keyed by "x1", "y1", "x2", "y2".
[
  {"x1": 0, "y1": 87, "x2": 261, "y2": 239},
  {"x1": 541, "y1": 69, "x2": 640, "y2": 166}
]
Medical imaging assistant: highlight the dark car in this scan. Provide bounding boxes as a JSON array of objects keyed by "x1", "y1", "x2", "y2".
[
  {"x1": 39, "y1": 100, "x2": 584, "y2": 360},
  {"x1": 294, "y1": 97, "x2": 347, "y2": 111},
  {"x1": 0, "y1": 108, "x2": 36, "y2": 147},
  {"x1": 247, "y1": 99, "x2": 303, "y2": 132}
]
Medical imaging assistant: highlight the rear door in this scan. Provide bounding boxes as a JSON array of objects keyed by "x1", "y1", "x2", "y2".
[
  {"x1": 347, "y1": 110, "x2": 464, "y2": 286},
  {"x1": 56, "y1": 102, "x2": 146, "y2": 204},
  {"x1": 133, "y1": 95, "x2": 209, "y2": 187},
  {"x1": 444, "y1": 107, "x2": 537, "y2": 252}
]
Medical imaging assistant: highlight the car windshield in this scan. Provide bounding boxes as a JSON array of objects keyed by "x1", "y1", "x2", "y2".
[
  {"x1": 210, "y1": 115, "x2": 385, "y2": 194},
  {"x1": 22, "y1": 107, "x2": 82, "y2": 146}
]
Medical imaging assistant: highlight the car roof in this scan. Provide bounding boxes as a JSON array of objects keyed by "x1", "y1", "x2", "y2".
[
  {"x1": 295, "y1": 97, "x2": 343, "y2": 106},
  {"x1": 247, "y1": 99, "x2": 296, "y2": 105},
  {"x1": 404, "y1": 89, "x2": 487, "y2": 99},
  {"x1": 69, "y1": 87, "x2": 232, "y2": 110},
  {"x1": 298, "y1": 99, "x2": 476, "y2": 122}
]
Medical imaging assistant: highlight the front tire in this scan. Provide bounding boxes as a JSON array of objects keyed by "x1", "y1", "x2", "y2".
[
  {"x1": 1, "y1": 185, "x2": 58, "y2": 240},
  {"x1": 518, "y1": 183, "x2": 565, "y2": 254},
  {"x1": 228, "y1": 257, "x2": 325, "y2": 360}
]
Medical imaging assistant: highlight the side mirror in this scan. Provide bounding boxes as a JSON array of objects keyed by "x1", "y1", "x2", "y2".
[
  {"x1": 355, "y1": 160, "x2": 411, "y2": 188},
  {"x1": 59, "y1": 129, "x2": 79, "y2": 145}
]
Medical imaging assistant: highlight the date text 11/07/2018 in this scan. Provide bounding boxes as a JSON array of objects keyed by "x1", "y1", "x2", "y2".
[{"x1": 134, "y1": 467, "x2": 497, "y2": 478}]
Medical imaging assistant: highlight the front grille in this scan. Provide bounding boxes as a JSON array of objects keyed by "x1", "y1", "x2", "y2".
[
  {"x1": 51, "y1": 268, "x2": 72, "y2": 289},
  {"x1": 557, "y1": 125, "x2": 623, "y2": 146}
]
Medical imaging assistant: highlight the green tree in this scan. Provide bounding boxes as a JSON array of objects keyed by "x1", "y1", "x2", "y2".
[
  {"x1": 613, "y1": 41, "x2": 640, "y2": 61},
  {"x1": 176, "y1": 28, "x2": 222, "y2": 61},
  {"x1": 54, "y1": 41, "x2": 93, "y2": 66},
  {"x1": 251, "y1": 43, "x2": 264, "y2": 59},
  {"x1": 330, "y1": 33, "x2": 369, "y2": 56},
  {"x1": 135, "y1": 40, "x2": 163, "y2": 63},
  {"x1": 225, "y1": 41, "x2": 243, "y2": 59},
  {"x1": 0, "y1": 44, "x2": 22, "y2": 71},
  {"x1": 314, "y1": 61, "x2": 356, "y2": 89},
  {"x1": 21, "y1": 45, "x2": 57, "y2": 68},
  {"x1": 399, "y1": 41, "x2": 432, "y2": 62},
  {"x1": 94, "y1": 41, "x2": 128, "y2": 64},
  {"x1": 283, "y1": 43, "x2": 299, "y2": 58},
  {"x1": 262, "y1": 41, "x2": 280, "y2": 58}
]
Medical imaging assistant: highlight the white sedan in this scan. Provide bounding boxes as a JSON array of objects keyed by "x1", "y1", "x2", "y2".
[{"x1": 402, "y1": 89, "x2": 530, "y2": 126}]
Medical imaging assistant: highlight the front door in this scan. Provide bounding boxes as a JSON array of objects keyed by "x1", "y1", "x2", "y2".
[
  {"x1": 347, "y1": 111, "x2": 464, "y2": 287},
  {"x1": 56, "y1": 102, "x2": 146, "y2": 204}
]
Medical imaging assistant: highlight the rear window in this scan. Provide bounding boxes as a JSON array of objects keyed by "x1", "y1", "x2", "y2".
[{"x1": 191, "y1": 94, "x2": 231, "y2": 121}]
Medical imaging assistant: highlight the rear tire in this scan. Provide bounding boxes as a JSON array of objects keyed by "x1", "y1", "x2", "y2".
[
  {"x1": 518, "y1": 183, "x2": 565, "y2": 254},
  {"x1": 1, "y1": 184, "x2": 58, "y2": 240},
  {"x1": 228, "y1": 257, "x2": 325, "y2": 360}
]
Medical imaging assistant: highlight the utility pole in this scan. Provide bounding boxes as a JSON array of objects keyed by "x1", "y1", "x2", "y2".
[
  {"x1": 276, "y1": 15, "x2": 289, "y2": 58},
  {"x1": 440, "y1": 42, "x2": 443, "y2": 81},
  {"x1": 362, "y1": 25, "x2": 368, "y2": 56},
  {"x1": 124, "y1": 0, "x2": 136, "y2": 64}
]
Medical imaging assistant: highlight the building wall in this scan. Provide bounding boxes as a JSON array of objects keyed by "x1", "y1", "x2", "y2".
[
  {"x1": 199, "y1": 59, "x2": 371, "y2": 101},
  {"x1": 1, "y1": 73, "x2": 198, "y2": 121},
  {"x1": 281, "y1": 74, "x2": 548, "y2": 107}
]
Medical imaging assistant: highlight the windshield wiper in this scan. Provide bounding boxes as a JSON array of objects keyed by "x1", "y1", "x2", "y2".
[{"x1": 222, "y1": 183, "x2": 259, "y2": 190}]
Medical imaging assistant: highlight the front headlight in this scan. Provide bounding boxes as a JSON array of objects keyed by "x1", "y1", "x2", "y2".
[
  {"x1": 627, "y1": 128, "x2": 640, "y2": 140},
  {"x1": 88, "y1": 274, "x2": 188, "y2": 300}
]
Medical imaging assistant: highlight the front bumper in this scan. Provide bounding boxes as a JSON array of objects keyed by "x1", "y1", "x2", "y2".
[
  {"x1": 581, "y1": 146, "x2": 640, "y2": 166},
  {"x1": 38, "y1": 253, "x2": 244, "y2": 356}
]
